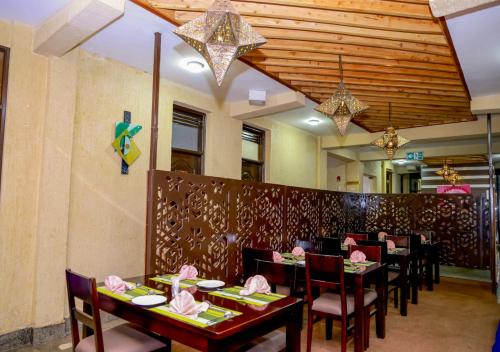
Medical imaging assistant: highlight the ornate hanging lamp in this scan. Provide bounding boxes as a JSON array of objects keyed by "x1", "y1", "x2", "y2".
[
  {"x1": 315, "y1": 55, "x2": 369, "y2": 135},
  {"x1": 436, "y1": 159, "x2": 461, "y2": 184},
  {"x1": 371, "y1": 103, "x2": 410, "y2": 160},
  {"x1": 173, "y1": 0, "x2": 266, "y2": 86}
]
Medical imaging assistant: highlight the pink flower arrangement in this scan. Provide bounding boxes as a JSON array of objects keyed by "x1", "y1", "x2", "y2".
[
  {"x1": 273, "y1": 251, "x2": 284, "y2": 263},
  {"x1": 386, "y1": 240, "x2": 396, "y2": 250},
  {"x1": 350, "y1": 250, "x2": 367, "y2": 263},
  {"x1": 292, "y1": 246, "x2": 305, "y2": 257}
]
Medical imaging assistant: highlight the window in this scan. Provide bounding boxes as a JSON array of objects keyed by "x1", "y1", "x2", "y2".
[
  {"x1": 0, "y1": 46, "x2": 10, "y2": 192},
  {"x1": 171, "y1": 105, "x2": 205, "y2": 174},
  {"x1": 242, "y1": 124, "x2": 265, "y2": 182}
]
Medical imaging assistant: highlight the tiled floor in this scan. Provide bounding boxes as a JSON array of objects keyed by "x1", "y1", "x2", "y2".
[{"x1": 8, "y1": 277, "x2": 500, "y2": 352}]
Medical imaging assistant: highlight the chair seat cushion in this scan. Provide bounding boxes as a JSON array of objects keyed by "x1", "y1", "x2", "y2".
[
  {"x1": 312, "y1": 289, "x2": 377, "y2": 316},
  {"x1": 388, "y1": 270, "x2": 400, "y2": 282},
  {"x1": 76, "y1": 323, "x2": 166, "y2": 352},
  {"x1": 240, "y1": 330, "x2": 286, "y2": 352}
]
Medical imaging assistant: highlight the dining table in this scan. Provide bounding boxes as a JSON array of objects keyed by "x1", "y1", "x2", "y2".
[
  {"x1": 277, "y1": 253, "x2": 386, "y2": 352},
  {"x1": 97, "y1": 274, "x2": 303, "y2": 352}
]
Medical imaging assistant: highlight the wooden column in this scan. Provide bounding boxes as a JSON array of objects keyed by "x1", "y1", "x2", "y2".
[
  {"x1": 146, "y1": 32, "x2": 161, "y2": 274},
  {"x1": 487, "y1": 113, "x2": 497, "y2": 292}
]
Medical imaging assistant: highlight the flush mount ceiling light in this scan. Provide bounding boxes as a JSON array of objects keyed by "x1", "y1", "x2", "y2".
[
  {"x1": 173, "y1": 0, "x2": 266, "y2": 86},
  {"x1": 371, "y1": 102, "x2": 410, "y2": 160},
  {"x1": 180, "y1": 58, "x2": 206, "y2": 73},
  {"x1": 306, "y1": 118, "x2": 321, "y2": 126},
  {"x1": 315, "y1": 55, "x2": 369, "y2": 135}
]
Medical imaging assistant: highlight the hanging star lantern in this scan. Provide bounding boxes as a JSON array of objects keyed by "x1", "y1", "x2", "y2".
[
  {"x1": 173, "y1": 0, "x2": 266, "y2": 86},
  {"x1": 315, "y1": 55, "x2": 369, "y2": 135},
  {"x1": 436, "y1": 160, "x2": 456, "y2": 180},
  {"x1": 371, "y1": 103, "x2": 410, "y2": 160}
]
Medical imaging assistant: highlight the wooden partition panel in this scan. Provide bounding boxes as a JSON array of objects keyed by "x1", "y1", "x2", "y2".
[{"x1": 148, "y1": 171, "x2": 489, "y2": 280}]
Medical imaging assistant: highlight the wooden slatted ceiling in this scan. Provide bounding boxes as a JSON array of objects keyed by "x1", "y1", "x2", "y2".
[
  {"x1": 423, "y1": 155, "x2": 488, "y2": 166},
  {"x1": 133, "y1": 0, "x2": 474, "y2": 132}
]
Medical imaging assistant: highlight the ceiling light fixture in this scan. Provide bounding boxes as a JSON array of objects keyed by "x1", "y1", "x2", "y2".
[
  {"x1": 371, "y1": 102, "x2": 410, "y2": 160},
  {"x1": 186, "y1": 60, "x2": 205, "y2": 73},
  {"x1": 306, "y1": 118, "x2": 321, "y2": 126},
  {"x1": 315, "y1": 55, "x2": 369, "y2": 135},
  {"x1": 173, "y1": 0, "x2": 266, "y2": 86}
]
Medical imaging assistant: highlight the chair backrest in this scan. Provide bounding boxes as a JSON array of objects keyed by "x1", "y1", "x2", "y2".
[
  {"x1": 242, "y1": 247, "x2": 273, "y2": 280},
  {"x1": 386, "y1": 235, "x2": 410, "y2": 248},
  {"x1": 295, "y1": 239, "x2": 315, "y2": 253},
  {"x1": 66, "y1": 269, "x2": 104, "y2": 352},
  {"x1": 344, "y1": 233, "x2": 368, "y2": 242},
  {"x1": 316, "y1": 237, "x2": 341, "y2": 255},
  {"x1": 255, "y1": 259, "x2": 296, "y2": 295},
  {"x1": 357, "y1": 240, "x2": 388, "y2": 263},
  {"x1": 348, "y1": 244, "x2": 382, "y2": 263},
  {"x1": 305, "y1": 253, "x2": 346, "y2": 314}
]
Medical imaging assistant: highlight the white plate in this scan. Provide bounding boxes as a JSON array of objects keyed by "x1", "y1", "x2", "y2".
[
  {"x1": 297, "y1": 260, "x2": 305, "y2": 266},
  {"x1": 196, "y1": 280, "x2": 225, "y2": 289},
  {"x1": 131, "y1": 295, "x2": 166, "y2": 306}
]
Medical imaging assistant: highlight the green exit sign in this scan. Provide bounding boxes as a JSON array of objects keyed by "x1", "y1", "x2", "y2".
[{"x1": 407, "y1": 152, "x2": 423, "y2": 161}]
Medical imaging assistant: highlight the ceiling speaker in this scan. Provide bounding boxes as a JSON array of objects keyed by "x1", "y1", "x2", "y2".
[{"x1": 249, "y1": 90, "x2": 266, "y2": 106}]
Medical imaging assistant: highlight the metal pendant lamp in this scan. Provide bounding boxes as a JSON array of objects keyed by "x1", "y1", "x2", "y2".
[
  {"x1": 173, "y1": 0, "x2": 267, "y2": 86},
  {"x1": 371, "y1": 103, "x2": 410, "y2": 160},
  {"x1": 315, "y1": 55, "x2": 369, "y2": 135}
]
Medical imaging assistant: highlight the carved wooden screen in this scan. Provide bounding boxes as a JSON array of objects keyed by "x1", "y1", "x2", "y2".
[{"x1": 149, "y1": 171, "x2": 489, "y2": 281}]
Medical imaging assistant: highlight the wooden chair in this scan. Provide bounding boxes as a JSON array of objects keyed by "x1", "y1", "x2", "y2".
[
  {"x1": 305, "y1": 253, "x2": 378, "y2": 352},
  {"x1": 344, "y1": 233, "x2": 368, "y2": 242},
  {"x1": 255, "y1": 259, "x2": 297, "y2": 295},
  {"x1": 386, "y1": 235, "x2": 412, "y2": 308},
  {"x1": 242, "y1": 247, "x2": 273, "y2": 280},
  {"x1": 295, "y1": 239, "x2": 315, "y2": 253},
  {"x1": 386, "y1": 235, "x2": 410, "y2": 249},
  {"x1": 316, "y1": 237, "x2": 341, "y2": 255},
  {"x1": 65, "y1": 269, "x2": 168, "y2": 352}
]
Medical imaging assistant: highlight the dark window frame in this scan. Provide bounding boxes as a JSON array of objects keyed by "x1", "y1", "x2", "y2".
[
  {"x1": 0, "y1": 45, "x2": 10, "y2": 195},
  {"x1": 171, "y1": 104, "x2": 205, "y2": 175},
  {"x1": 242, "y1": 124, "x2": 265, "y2": 182}
]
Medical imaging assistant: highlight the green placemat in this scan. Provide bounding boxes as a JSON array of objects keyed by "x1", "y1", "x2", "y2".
[
  {"x1": 282, "y1": 253, "x2": 305, "y2": 260},
  {"x1": 97, "y1": 284, "x2": 163, "y2": 302},
  {"x1": 150, "y1": 303, "x2": 242, "y2": 328},
  {"x1": 209, "y1": 286, "x2": 286, "y2": 306},
  {"x1": 344, "y1": 259, "x2": 376, "y2": 267},
  {"x1": 388, "y1": 248, "x2": 405, "y2": 254},
  {"x1": 151, "y1": 274, "x2": 202, "y2": 288}
]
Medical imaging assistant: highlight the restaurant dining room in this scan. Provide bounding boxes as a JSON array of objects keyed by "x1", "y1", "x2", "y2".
[{"x1": 2, "y1": 0, "x2": 500, "y2": 351}]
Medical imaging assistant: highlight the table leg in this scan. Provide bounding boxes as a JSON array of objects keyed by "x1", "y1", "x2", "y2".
[
  {"x1": 434, "y1": 247, "x2": 440, "y2": 284},
  {"x1": 354, "y1": 275, "x2": 365, "y2": 352},
  {"x1": 286, "y1": 303, "x2": 302, "y2": 352},
  {"x1": 411, "y1": 253, "x2": 418, "y2": 305},
  {"x1": 425, "y1": 248, "x2": 434, "y2": 291},
  {"x1": 375, "y1": 267, "x2": 386, "y2": 339},
  {"x1": 400, "y1": 257, "x2": 408, "y2": 316}
]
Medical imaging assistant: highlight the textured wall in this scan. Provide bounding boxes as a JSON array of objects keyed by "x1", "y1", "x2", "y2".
[{"x1": 0, "y1": 21, "x2": 49, "y2": 335}]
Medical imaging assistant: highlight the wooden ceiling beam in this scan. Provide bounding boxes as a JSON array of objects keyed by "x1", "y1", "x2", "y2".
[
  {"x1": 300, "y1": 87, "x2": 467, "y2": 103},
  {"x1": 247, "y1": 58, "x2": 460, "y2": 80},
  {"x1": 263, "y1": 39, "x2": 455, "y2": 64},
  {"x1": 263, "y1": 66, "x2": 462, "y2": 86},
  {"x1": 237, "y1": 0, "x2": 434, "y2": 19},
  {"x1": 150, "y1": 0, "x2": 442, "y2": 33},
  {"x1": 291, "y1": 81, "x2": 467, "y2": 97},
  {"x1": 246, "y1": 50, "x2": 458, "y2": 73},
  {"x1": 282, "y1": 74, "x2": 467, "y2": 92}
]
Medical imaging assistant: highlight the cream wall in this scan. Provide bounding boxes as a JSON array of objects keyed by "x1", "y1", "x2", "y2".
[
  {"x1": 250, "y1": 117, "x2": 319, "y2": 189},
  {"x1": 326, "y1": 154, "x2": 347, "y2": 191},
  {"x1": 0, "y1": 21, "x2": 49, "y2": 334}
]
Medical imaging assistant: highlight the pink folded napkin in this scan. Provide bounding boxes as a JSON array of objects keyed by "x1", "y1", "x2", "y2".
[
  {"x1": 178, "y1": 265, "x2": 198, "y2": 280},
  {"x1": 104, "y1": 275, "x2": 134, "y2": 294},
  {"x1": 378, "y1": 232, "x2": 388, "y2": 241},
  {"x1": 344, "y1": 237, "x2": 356, "y2": 246},
  {"x1": 273, "y1": 251, "x2": 283, "y2": 263},
  {"x1": 292, "y1": 246, "x2": 305, "y2": 256},
  {"x1": 168, "y1": 290, "x2": 208, "y2": 318},
  {"x1": 386, "y1": 240, "x2": 396, "y2": 250},
  {"x1": 350, "y1": 250, "x2": 367, "y2": 263},
  {"x1": 420, "y1": 234, "x2": 426, "y2": 242},
  {"x1": 240, "y1": 275, "x2": 271, "y2": 296}
]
